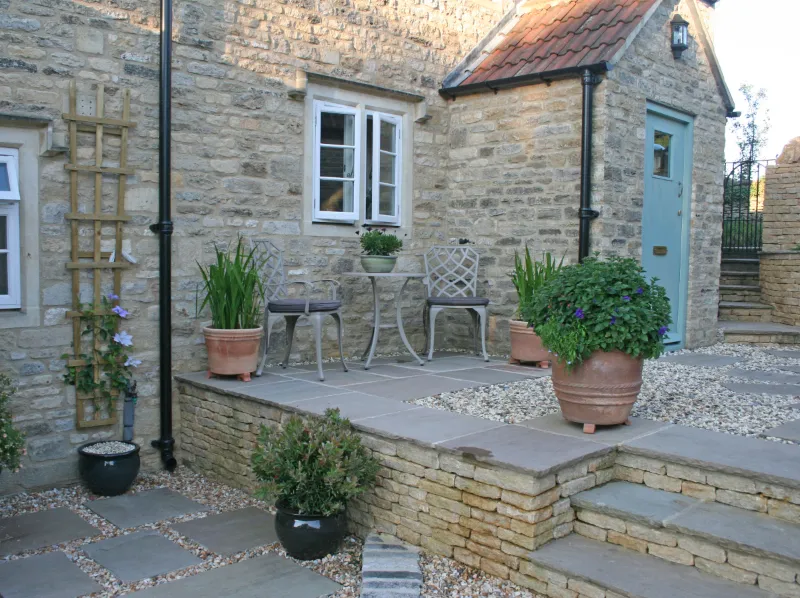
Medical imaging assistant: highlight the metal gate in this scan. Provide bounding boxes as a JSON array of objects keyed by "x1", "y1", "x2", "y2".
[{"x1": 722, "y1": 159, "x2": 773, "y2": 255}]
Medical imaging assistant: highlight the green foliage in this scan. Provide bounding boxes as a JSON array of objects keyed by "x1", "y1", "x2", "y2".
[
  {"x1": 359, "y1": 228, "x2": 403, "y2": 256},
  {"x1": 251, "y1": 408, "x2": 380, "y2": 516},
  {"x1": 522, "y1": 256, "x2": 672, "y2": 368},
  {"x1": 197, "y1": 237, "x2": 264, "y2": 329},
  {"x1": 0, "y1": 374, "x2": 25, "y2": 472},
  {"x1": 510, "y1": 248, "x2": 564, "y2": 317},
  {"x1": 730, "y1": 84, "x2": 769, "y2": 163},
  {"x1": 722, "y1": 219, "x2": 762, "y2": 251},
  {"x1": 62, "y1": 295, "x2": 137, "y2": 413}
]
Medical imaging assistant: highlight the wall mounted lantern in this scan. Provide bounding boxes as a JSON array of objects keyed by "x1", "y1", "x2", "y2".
[{"x1": 671, "y1": 14, "x2": 689, "y2": 59}]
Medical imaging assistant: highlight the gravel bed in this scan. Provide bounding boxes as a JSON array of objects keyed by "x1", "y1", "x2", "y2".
[
  {"x1": 421, "y1": 553, "x2": 536, "y2": 597},
  {"x1": 411, "y1": 343, "x2": 800, "y2": 439},
  {"x1": 80, "y1": 442, "x2": 137, "y2": 455}
]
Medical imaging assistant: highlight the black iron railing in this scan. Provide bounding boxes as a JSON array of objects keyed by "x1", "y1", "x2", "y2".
[{"x1": 722, "y1": 159, "x2": 774, "y2": 255}]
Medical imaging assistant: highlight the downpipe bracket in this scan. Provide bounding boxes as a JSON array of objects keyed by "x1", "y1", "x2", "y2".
[{"x1": 579, "y1": 208, "x2": 600, "y2": 220}]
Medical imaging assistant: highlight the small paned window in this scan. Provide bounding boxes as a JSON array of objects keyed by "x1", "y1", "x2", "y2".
[
  {"x1": 653, "y1": 131, "x2": 672, "y2": 178},
  {"x1": 0, "y1": 148, "x2": 20, "y2": 308}
]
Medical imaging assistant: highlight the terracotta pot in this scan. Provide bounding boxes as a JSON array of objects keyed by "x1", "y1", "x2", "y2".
[
  {"x1": 551, "y1": 350, "x2": 643, "y2": 432},
  {"x1": 509, "y1": 320, "x2": 550, "y2": 363},
  {"x1": 360, "y1": 255, "x2": 397, "y2": 273},
  {"x1": 203, "y1": 327, "x2": 264, "y2": 379}
]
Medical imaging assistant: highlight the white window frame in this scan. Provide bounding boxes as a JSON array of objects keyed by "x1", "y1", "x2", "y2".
[
  {"x1": 313, "y1": 101, "x2": 361, "y2": 223},
  {"x1": 366, "y1": 111, "x2": 402, "y2": 226},
  {"x1": 0, "y1": 151, "x2": 20, "y2": 201}
]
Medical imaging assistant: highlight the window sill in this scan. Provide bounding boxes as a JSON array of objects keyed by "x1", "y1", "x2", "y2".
[{"x1": 0, "y1": 306, "x2": 40, "y2": 329}]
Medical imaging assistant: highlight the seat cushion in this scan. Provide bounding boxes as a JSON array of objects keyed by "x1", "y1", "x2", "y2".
[
  {"x1": 268, "y1": 299, "x2": 342, "y2": 313},
  {"x1": 427, "y1": 296, "x2": 489, "y2": 307}
]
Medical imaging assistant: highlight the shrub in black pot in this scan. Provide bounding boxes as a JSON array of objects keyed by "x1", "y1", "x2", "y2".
[
  {"x1": 251, "y1": 408, "x2": 379, "y2": 560},
  {"x1": 78, "y1": 440, "x2": 140, "y2": 496}
]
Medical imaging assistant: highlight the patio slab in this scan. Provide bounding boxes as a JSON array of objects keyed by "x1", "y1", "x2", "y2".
[
  {"x1": 486, "y1": 363, "x2": 551, "y2": 377},
  {"x1": 0, "y1": 507, "x2": 97, "y2": 555},
  {"x1": 437, "y1": 367, "x2": 533, "y2": 385},
  {"x1": 292, "y1": 392, "x2": 420, "y2": 421},
  {"x1": 129, "y1": 553, "x2": 341, "y2": 597},
  {"x1": 401, "y1": 356, "x2": 500, "y2": 373},
  {"x1": 87, "y1": 488, "x2": 208, "y2": 529},
  {"x1": 767, "y1": 349, "x2": 800, "y2": 359},
  {"x1": 0, "y1": 551, "x2": 102, "y2": 598},
  {"x1": 760, "y1": 419, "x2": 800, "y2": 442},
  {"x1": 439, "y1": 424, "x2": 612, "y2": 477},
  {"x1": 658, "y1": 354, "x2": 739, "y2": 368},
  {"x1": 728, "y1": 368, "x2": 800, "y2": 385},
  {"x1": 349, "y1": 374, "x2": 481, "y2": 401},
  {"x1": 286, "y1": 369, "x2": 390, "y2": 387},
  {"x1": 177, "y1": 370, "x2": 292, "y2": 392},
  {"x1": 572, "y1": 481, "x2": 697, "y2": 527},
  {"x1": 238, "y1": 380, "x2": 350, "y2": 405},
  {"x1": 356, "y1": 364, "x2": 432, "y2": 378},
  {"x1": 519, "y1": 414, "x2": 672, "y2": 446},
  {"x1": 355, "y1": 406, "x2": 502, "y2": 445},
  {"x1": 722, "y1": 381, "x2": 800, "y2": 396},
  {"x1": 172, "y1": 507, "x2": 277, "y2": 555},
  {"x1": 83, "y1": 530, "x2": 201, "y2": 582},
  {"x1": 620, "y1": 425, "x2": 800, "y2": 489}
]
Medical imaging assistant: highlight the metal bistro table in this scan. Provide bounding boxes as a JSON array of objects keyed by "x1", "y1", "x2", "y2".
[{"x1": 343, "y1": 272, "x2": 426, "y2": 370}]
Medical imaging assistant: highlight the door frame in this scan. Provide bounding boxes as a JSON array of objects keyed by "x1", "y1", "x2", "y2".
[{"x1": 645, "y1": 101, "x2": 694, "y2": 350}]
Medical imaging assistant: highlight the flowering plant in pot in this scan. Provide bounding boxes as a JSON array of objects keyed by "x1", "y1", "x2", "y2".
[
  {"x1": 523, "y1": 256, "x2": 671, "y2": 434},
  {"x1": 0, "y1": 374, "x2": 25, "y2": 476},
  {"x1": 509, "y1": 247, "x2": 563, "y2": 366},
  {"x1": 358, "y1": 227, "x2": 403, "y2": 273},
  {"x1": 251, "y1": 408, "x2": 379, "y2": 560},
  {"x1": 197, "y1": 238, "x2": 265, "y2": 381}
]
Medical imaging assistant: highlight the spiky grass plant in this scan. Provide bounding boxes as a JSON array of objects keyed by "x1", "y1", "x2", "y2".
[{"x1": 511, "y1": 247, "x2": 564, "y2": 318}]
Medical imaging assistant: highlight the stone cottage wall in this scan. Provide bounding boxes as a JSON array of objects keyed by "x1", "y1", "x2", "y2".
[{"x1": 0, "y1": 0, "x2": 506, "y2": 492}]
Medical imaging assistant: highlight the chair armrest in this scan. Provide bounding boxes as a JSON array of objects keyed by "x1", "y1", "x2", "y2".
[
  {"x1": 283, "y1": 281, "x2": 312, "y2": 314},
  {"x1": 306, "y1": 278, "x2": 340, "y2": 300}
]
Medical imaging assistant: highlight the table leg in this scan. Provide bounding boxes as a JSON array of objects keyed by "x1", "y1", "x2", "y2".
[
  {"x1": 364, "y1": 276, "x2": 380, "y2": 369},
  {"x1": 397, "y1": 277, "x2": 425, "y2": 366}
]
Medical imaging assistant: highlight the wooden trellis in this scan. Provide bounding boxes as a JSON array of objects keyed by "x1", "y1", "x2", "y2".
[{"x1": 63, "y1": 82, "x2": 136, "y2": 428}]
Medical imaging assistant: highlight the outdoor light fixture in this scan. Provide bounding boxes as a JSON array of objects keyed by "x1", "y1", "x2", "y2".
[{"x1": 671, "y1": 14, "x2": 689, "y2": 59}]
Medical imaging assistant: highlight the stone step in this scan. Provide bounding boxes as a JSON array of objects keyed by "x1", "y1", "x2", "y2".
[
  {"x1": 720, "y1": 321, "x2": 800, "y2": 346},
  {"x1": 720, "y1": 272, "x2": 761, "y2": 286},
  {"x1": 571, "y1": 481, "x2": 800, "y2": 593},
  {"x1": 719, "y1": 284, "x2": 762, "y2": 303},
  {"x1": 719, "y1": 301, "x2": 774, "y2": 323},
  {"x1": 525, "y1": 535, "x2": 771, "y2": 598},
  {"x1": 722, "y1": 258, "x2": 760, "y2": 274}
]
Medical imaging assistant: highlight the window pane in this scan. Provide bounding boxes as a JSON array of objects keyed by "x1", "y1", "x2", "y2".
[
  {"x1": 320, "y1": 147, "x2": 355, "y2": 178},
  {"x1": 0, "y1": 164, "x2": 9, "y2": 192},
  {"x1": 379, "y1": 153, "x2": 395, "y2": 184},
  {"x1": 0, "y1": 215, "x2": 5, "y2": 249},
  {"x1": 380, "y1": 120, "x2": 396, "y2": 153},
  {"x1": 366, "y1": 117, "x2": 374, "y2": 217},
  {"x1": 321, "y1": 112, "x2": 355, "y2": 146},
  {"x1": 653, "y1": 131, "x2": 671, "y2": 177},
  {"x1": 379, "y1": 185, "x2": 395, "y2": 216},
  {"x1": 0, "y1": 253, "x2": 7, "y2": 295},
  {"x1": 319, "y1": 179, "x2": 354, "y2": 213}
]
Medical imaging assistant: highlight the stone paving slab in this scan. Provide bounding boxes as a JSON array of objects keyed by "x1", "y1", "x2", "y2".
[
  {"x1": 572, "y1": 481, "x2": 696, "y2": 527},
  {"x1": 399, "y1": 356, "x2": 499, "y2": 373},
  {"x1": 767, "y1": 350, "x2": 800, "y2": 359},
  {"x1": 129, "y1": 553, "x2": 341, "y2": 597},
  {"x1": 436, "y1": 367, "x2": 533, "y2": 385},
  {"x1": 722, "y1": 381, "x2": 800, "y2": 396},
  {"x1": 0, "y1": 551, "x2": 103, "y2": 598},
  {"x1": 83, "y1": 530, "x2": 201, "y2": 583},
  {"x1": 292, "y1": 392, "x2": 420, "y2": 421},
  {"x1": 486, "y1": 364, "x2": 551, "y2": 377},
  {"x1": 87, "y1": 488, "x2": 208, "y2": 529},
  {"x1": 172, "y1": 507, "x2": 277, "y2": 555},
  {"x1": 760, "y1": 419, "x2": 800, "y2": 442},
  {"x1": 347, "y1": 375, "x2": 481, "y2": 401},
  {"x1": 177, "y1": 370, "x2": 292, "y2": 391},
  {"x1": 239, "y1": 380, "x2": 350, "y2": 405},
  {"x1": 530, "y1": 535, "x2": 770, "y2": 598},
  {"x1": 621, "y1": 425, "x2": 800, "y2": 489},
  {"x1": 0, "y1": 507, "x2": 98, "y2": 555},
  {"x1": 361, "y1": 533, "x2": 422, "y2": 598},
  {"x1": 728, "y1": 368, "x2": 800, "y2": 385},
  {"x1": 286, "y1": 369, "x2": 390, "y2": 387},
  {"x1": 439, "y1": 424, "x2": 612, "y2": 477},
  {"x1": 519, "y1": 414, "x2": 672, "y2": 446},
  {"x1": 355, "y1": 406, "x2": 502, "y2": 445},
  {"x1": 354, "y1": 364, "x2": 432, "y2": 378},
  {"x1": 658, "y1": 354, "x2": 739, "y2": 368}
]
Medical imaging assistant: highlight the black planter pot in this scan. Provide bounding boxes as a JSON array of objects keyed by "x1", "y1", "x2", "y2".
[
  {"x1": 78, "y1": 441, "x2": 140, "y2": 496},
  {"x1": 274, "y1": 502, "x2": 348, "y2": 561}
]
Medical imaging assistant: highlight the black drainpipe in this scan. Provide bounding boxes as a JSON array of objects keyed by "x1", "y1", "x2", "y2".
[
  {"x1": 149, "y1": 0, "x2": 177, "y2": 471},
  {"x1": 578, "y1": 69, "x2": 600, "y2": 262}
]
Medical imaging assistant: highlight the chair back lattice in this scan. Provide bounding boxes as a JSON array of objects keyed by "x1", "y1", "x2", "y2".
[
  {"x1": 250, "y1": 238, "x2": 287, "y2": 300},
  {"x1": 424, "y1": 246, "x2": 480, "y2": 298}
]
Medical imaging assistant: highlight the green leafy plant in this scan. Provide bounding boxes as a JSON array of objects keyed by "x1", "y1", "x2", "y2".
[
  {"x1": 511, "y1": 247, "x2": 564, "y2": 318},
  {"x1": 62, "y1": 294, "x2": 139, "y2": 413},
  {"x1": 522, "y1": 256, "x2": 671, "y2": 368},
  {"x1": 358, "y1": 228, "x2": 403, "y2": 256},
  {"x1": 197, "y1": 237, "x2": 264, "y2": 329},
  {"x1": 251, "y1": 408, "x2": 380, "y2": 516},
  {"x1": 0, "y1": 374, "x2": 25, "y2": 473}
]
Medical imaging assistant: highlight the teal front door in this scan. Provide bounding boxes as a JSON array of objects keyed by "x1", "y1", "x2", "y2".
[{"x1": 642, "y1": 110, "x2": 690, "y2": 346}]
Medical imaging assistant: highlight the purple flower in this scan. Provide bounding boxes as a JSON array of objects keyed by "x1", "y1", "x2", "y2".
[
  {"x1": 124, "y1": 357, "x2": 142, "y2": 368},
  {"x1": 622, "y1": 295, "x2": 631, "y2": 301},
  {"x1": 112, "y1": 305, "x2": 129, "y2": 318},
  {"x1": 107, "y1": 293, "x2": 119, "y2": 301},
  {"x1": 113, "y1": 331, "x2": 133, "y2": 347},
  {"x1": 636, "y1": 287, "x2": 644, "y2": 294},
  {"x1": 658, "y1": 326, "x2": 669, "y2": 336},
  {"x1": 610, "y1": 316, "x2": 617, "y2": 325},
  {"x1": 575, "y1": 308, "x2": 585, "y2": 319}
]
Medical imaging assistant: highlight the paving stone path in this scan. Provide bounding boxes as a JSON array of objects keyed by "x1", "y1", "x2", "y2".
[{"x1": 360, "y1": 533, "x2": 422, "y2": 598}]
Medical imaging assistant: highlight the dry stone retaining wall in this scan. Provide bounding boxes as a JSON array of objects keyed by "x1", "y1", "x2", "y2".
[{"x1": 759, "y1": 253, "x2": 800, "y2": 327}]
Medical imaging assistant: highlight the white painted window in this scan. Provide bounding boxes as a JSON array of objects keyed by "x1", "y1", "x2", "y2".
[
  {"x1": 366, "y1": 111, "x2": 402, "y2": 226},
  {"x1": 0, "y1": 148, "x2": 20, "y2": 309}
]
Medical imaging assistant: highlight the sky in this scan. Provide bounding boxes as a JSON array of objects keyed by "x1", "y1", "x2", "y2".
[{"x1": 714, "y1": 0, "x2": 800, "y2": 161}]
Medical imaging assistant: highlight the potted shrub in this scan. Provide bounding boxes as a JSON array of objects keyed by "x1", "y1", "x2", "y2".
[
  {"x1": 523, "y1": 257, "x2": 671, "y2": 434},
  {"x1": 64, "y1": 294, "x2": 142, "y2": 495},
  {"x1": 0, "y1": 374, "x2": 25, "y2": 476},
  {"x1": 358, "y1": 227, "x2": 403, "y2": 273},
  {"x1": 251, "y1": 408, "x2": 379, "y2": 561},
  {"x1": 198, "y1": 238, "x2": 265, "y2": 381},
  {"x1": 509, "y1": 248, "x2": 563, "y2": 367}
]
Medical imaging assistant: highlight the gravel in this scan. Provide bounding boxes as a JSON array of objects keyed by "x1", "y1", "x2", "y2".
[
  {"x1": 421, "y1": 553, "x2": 536, "y2": 597},
  {"x1": 81, "y1": 442, "x2": 137, "y2": 455},
  {"x1": 411, "y1": 342, "x2": 800, "y2": 439}
]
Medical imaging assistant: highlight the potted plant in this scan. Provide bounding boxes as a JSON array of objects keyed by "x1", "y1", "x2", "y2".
[
  {"x1": 64, "y1": 294, "x2": 142, "y2": 495},
  {"x1": 509, "y1": 248, "x2": 563, "y2": 367},
  {"x1": 198, "y1": 238, "x2": 265, "y2": 381},
  {"x1": 251, "y1": 408, "x2": 379, "y2": 561},
  {"x1": 0, "y1": 374, "x2": 25, "y2": 476},
  {"x1": 523, "y1": 256, "x2": 671, "y2": 434},
  {"x1": 358, "y1": 227, "x2": 403, "y2": 273}
]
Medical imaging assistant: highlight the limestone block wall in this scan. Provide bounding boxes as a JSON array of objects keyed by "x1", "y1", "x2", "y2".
[
  {"x1": 762, "y1": 138, "x2": 800, "y2": 252},
  {"x1": 760, "y1": 253, "x2": 800, "y2": 326}
]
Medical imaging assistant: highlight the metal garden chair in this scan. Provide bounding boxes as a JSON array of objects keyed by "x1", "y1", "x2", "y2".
[
  {"x1": 423, "y1": 245, "x2": 489, "y2": 362},
  {"x1": 250, "y1": 239, "x2": 347, "y2": 381}
]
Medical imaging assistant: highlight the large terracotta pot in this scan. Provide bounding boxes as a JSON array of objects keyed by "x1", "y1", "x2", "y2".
[
  {"x1": 551, "y1": 350, "x2": 643, "y2": 434},
  {"x1": 509, "y1": 319, "x2": 550, "y2": 364},
  {"x1": 203, "y1": 327, "x2": 264, "y2": 381}
]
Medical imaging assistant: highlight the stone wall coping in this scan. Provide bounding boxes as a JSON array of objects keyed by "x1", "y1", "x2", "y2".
[{"x1": 759, "y1": 251, "x2": 800, "y2": 257}]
